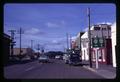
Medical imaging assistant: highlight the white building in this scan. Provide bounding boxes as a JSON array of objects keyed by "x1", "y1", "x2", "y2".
[
  {"x1": 75, "y1": 32, "x2": 85, "y2": 49},
  {"x1": 111, "y1": 22, "x2": 116, "y2": 67},
  {"x1": 81, "y1": 32, "x2": 89, "y2": 61},
  {"x1": 79, "y1": 24, "x2": 112, "y2": 63}
]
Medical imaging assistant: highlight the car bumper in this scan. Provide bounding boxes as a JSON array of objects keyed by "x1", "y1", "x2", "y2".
[
  {"x1": 70, "y1": 61, "x2": 81, "y2": 65},
  {"x1": 39, "y1": 60, "x2": 49, "y2": 62}
]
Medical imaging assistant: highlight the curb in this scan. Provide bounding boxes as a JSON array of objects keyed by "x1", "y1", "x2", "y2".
[
  {"x1": 83, "y1": 66, "x2": 105, "y2": 78},
  {"x1": 83, "y1": 66, "x2": 116, "y2": 79},
  {"x1": 83, "y1": 66, "x2": 97, "y2": 73}
]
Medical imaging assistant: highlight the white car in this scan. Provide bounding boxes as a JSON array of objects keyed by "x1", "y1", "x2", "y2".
[
  {"x1": 38, "y1": 55, "x2": 49, "y2": 63},
  {"x1": 63, "y1": 54, "x2": 70, "y2": 64},
  {"x1": 55, "y1": 55, "x2": 60, "y2": 59}
]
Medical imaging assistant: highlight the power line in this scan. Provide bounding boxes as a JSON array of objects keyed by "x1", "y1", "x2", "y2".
[{"x1": 66, "y1": 33, "x2": 69, "y2": 50}]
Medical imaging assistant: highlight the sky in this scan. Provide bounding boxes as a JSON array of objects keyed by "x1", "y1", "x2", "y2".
[{"x1": 4, "y1": 3, "x2": 116, "y2": 52}]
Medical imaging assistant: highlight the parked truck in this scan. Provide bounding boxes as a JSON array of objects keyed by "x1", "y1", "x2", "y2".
[{"x1": 63, "y1": 48, "x2": 82, "y2": 66}]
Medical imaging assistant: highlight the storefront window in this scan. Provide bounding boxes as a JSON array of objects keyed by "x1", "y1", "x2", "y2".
[{"x1": 94, "y1": 27, "x2": 100, "y2": 30}]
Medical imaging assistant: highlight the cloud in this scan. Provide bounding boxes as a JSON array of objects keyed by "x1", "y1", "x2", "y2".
[
  {"x1": 46, "y1": 21, "x2": 66, "y2": 28},
  {"x1": 52, "y1": 40, "x2": 58, "y2": 44},
  {"x1": 25, "y1": 28, "x2": 40, "y2": 34},
  {"x1": 83, "y1": 27, "x2": 88, "y2": 32},
  {"x1": 24, "y1": 28, "x2": 45, "y2": 35},
  {"x1": 111, "y1": 22, "x2": 116, "y2": 29},
  {"x1": 61, "y1": 20, "x2": 65, "y2": 25},
  {"x1": 50, "y1": 40, "x2": 62, "y2": 45},
  {"x1": 71, "y1": 36, "x2": 76, "y2": 41},
  {"x1": 46, "y1": 22, "x2": 59, "y2": 28},
  {"x1": 97, "y1": 22, "x2": 112, "y2": 25}
]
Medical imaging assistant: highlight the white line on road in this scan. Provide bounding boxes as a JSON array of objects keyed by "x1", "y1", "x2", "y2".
[
  {"x1": 25, "y1": 66, "x2": 35, "y2": 71},
  {"x1": 25, "y1": 63, "x2": 43, "y2": 72}
]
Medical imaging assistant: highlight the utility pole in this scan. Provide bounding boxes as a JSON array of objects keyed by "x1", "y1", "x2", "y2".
[
  {"x1": 41, "y1": 45, "x2": 44, "y2": 55},
  {"x1": 31, "y1": 40, "x2": 33, "y2": 57},
  {"x1": 18, "y1": 27, "x2": 24, "y2": 59},
  {"x1": 8, "y1": 30, "x2": 16, "y2": 56},
  {"x1": 70, "y1": 34, "x2": 72, "y2": 49},
  {"x1": 79, "y1": 32, "x2": 81, "y2": 56},
  {"x1": 66, "y1": 33, "x2": 69, "y2": 50},
  {"x1": 37, "y1": 44, "x2": 40, "y2": 57},
  {"x1": 31, "y1": 40, "x2": 33, "y2": 50},
  {"x1": 87, "y1": 8, "x2": 92, "y2": 68}
]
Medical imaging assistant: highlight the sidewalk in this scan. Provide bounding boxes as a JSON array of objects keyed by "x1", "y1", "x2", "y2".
[{"x1": 82, "y1": 60, "x2": 116, "y2": 79}]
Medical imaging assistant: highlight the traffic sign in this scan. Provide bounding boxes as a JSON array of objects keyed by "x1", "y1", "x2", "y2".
[
  {"x1": 98, "y1": 38, "x2": 104, "y2": 47},
  {"x1": 92, "y1": 38, "x2": 104, "y2": 48},
  {"x1": 92, "y1": 38, "x2": 99, "y2": 47}
]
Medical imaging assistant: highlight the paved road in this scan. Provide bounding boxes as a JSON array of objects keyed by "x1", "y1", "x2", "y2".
[{"x1": 4, "y1": 59, "x2": 104, "y2": 79}]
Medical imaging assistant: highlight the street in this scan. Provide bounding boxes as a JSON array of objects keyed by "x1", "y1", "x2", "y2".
[{"x1": 4, "y1": 59, "x2": 104, "y2": 79}]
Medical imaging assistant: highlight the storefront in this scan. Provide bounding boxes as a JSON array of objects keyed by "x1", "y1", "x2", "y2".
[
  {"x1": 91, "y1": 39, "x2": 112, "y2": 64},
  {"x1": 91, "y1": 48, "x2": 106, "y2": 63}
]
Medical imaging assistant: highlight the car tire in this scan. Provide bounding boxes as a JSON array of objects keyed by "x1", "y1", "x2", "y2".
[
  {"x1": 68, "y1": 61, "x2": 72, "y2": 66},
  {"x1": 65, "y1": 60, "x2": 68, "y2": 64}
]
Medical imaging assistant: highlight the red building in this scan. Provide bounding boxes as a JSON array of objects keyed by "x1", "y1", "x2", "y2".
[
  {"x1": 91, "y1": 39, "x2": 112, "y2": 64},
  {"x1": 71, "y1": 41, "x2": 77, "y2": 49}
]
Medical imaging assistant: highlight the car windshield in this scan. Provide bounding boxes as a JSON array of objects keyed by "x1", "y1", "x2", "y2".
[
  {"x1": 39, "y1": 55, "x2": 48, "y2": 59},
  {"x1": 70, "y1": 54, "x2": 80, "y2": 61}
]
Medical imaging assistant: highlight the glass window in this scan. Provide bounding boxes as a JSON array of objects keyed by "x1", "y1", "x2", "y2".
[
  {"x1": 94, "y1": 27, "x2": 100, "y2": 30},
  {"x1": 102, "y1": 28, "x2": 106, "y2": 30},
  {"x1": 107, "y1": 26, "x2": 111, "y2": 30}
]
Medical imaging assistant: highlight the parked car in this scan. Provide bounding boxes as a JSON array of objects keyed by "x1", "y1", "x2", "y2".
[
  {"x1": 68, "y1": 53, "x2": 81, "y2": 65},
  {"x1": 55, "y1": 55, "x2": 60, "y2": 59},
  {"x1": 38, "y1": 55, "x2": 49, "y2": 63},
  {"x1": 64, "y1": 50, "x2": 82, "y2": 66},
  {"x1": 55, "y1": 55, "x2": 63, "y2": 60},
  {"x1": 63, "y1": 54, "x2": 70, "y2": 64}
]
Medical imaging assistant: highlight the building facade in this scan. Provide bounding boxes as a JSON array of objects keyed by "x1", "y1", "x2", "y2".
[
  {"x1": 75, "y1": 24, "x2": 112, "y2": 64},
  {"x1": 10, "y1": 48, "x2": 35, "y2": 60},
  {"x1": 111, "y1": 22, "x2": 116, "y2": 67},
  {"x1": 3, "y1": 33, "x2": 11, "y2": 65}
]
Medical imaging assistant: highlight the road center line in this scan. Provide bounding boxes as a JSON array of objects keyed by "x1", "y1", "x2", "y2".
[{"x1": 25, "y1": 66, "x2": 35, "y2": 71}]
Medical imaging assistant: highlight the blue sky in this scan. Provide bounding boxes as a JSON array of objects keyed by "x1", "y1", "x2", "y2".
[{"x1": 4, "y1": 3, "x2": 116, "y2": 52}]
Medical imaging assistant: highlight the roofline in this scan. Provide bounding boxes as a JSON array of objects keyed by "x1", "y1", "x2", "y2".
[{"x1": 4, "y1": 33, "x2": 11, "y2": 39}]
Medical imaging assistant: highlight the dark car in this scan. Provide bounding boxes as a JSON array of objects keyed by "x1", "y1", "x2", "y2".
[{"x1": 68, "y1": 53, "x2": 81, "y2": 65}]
